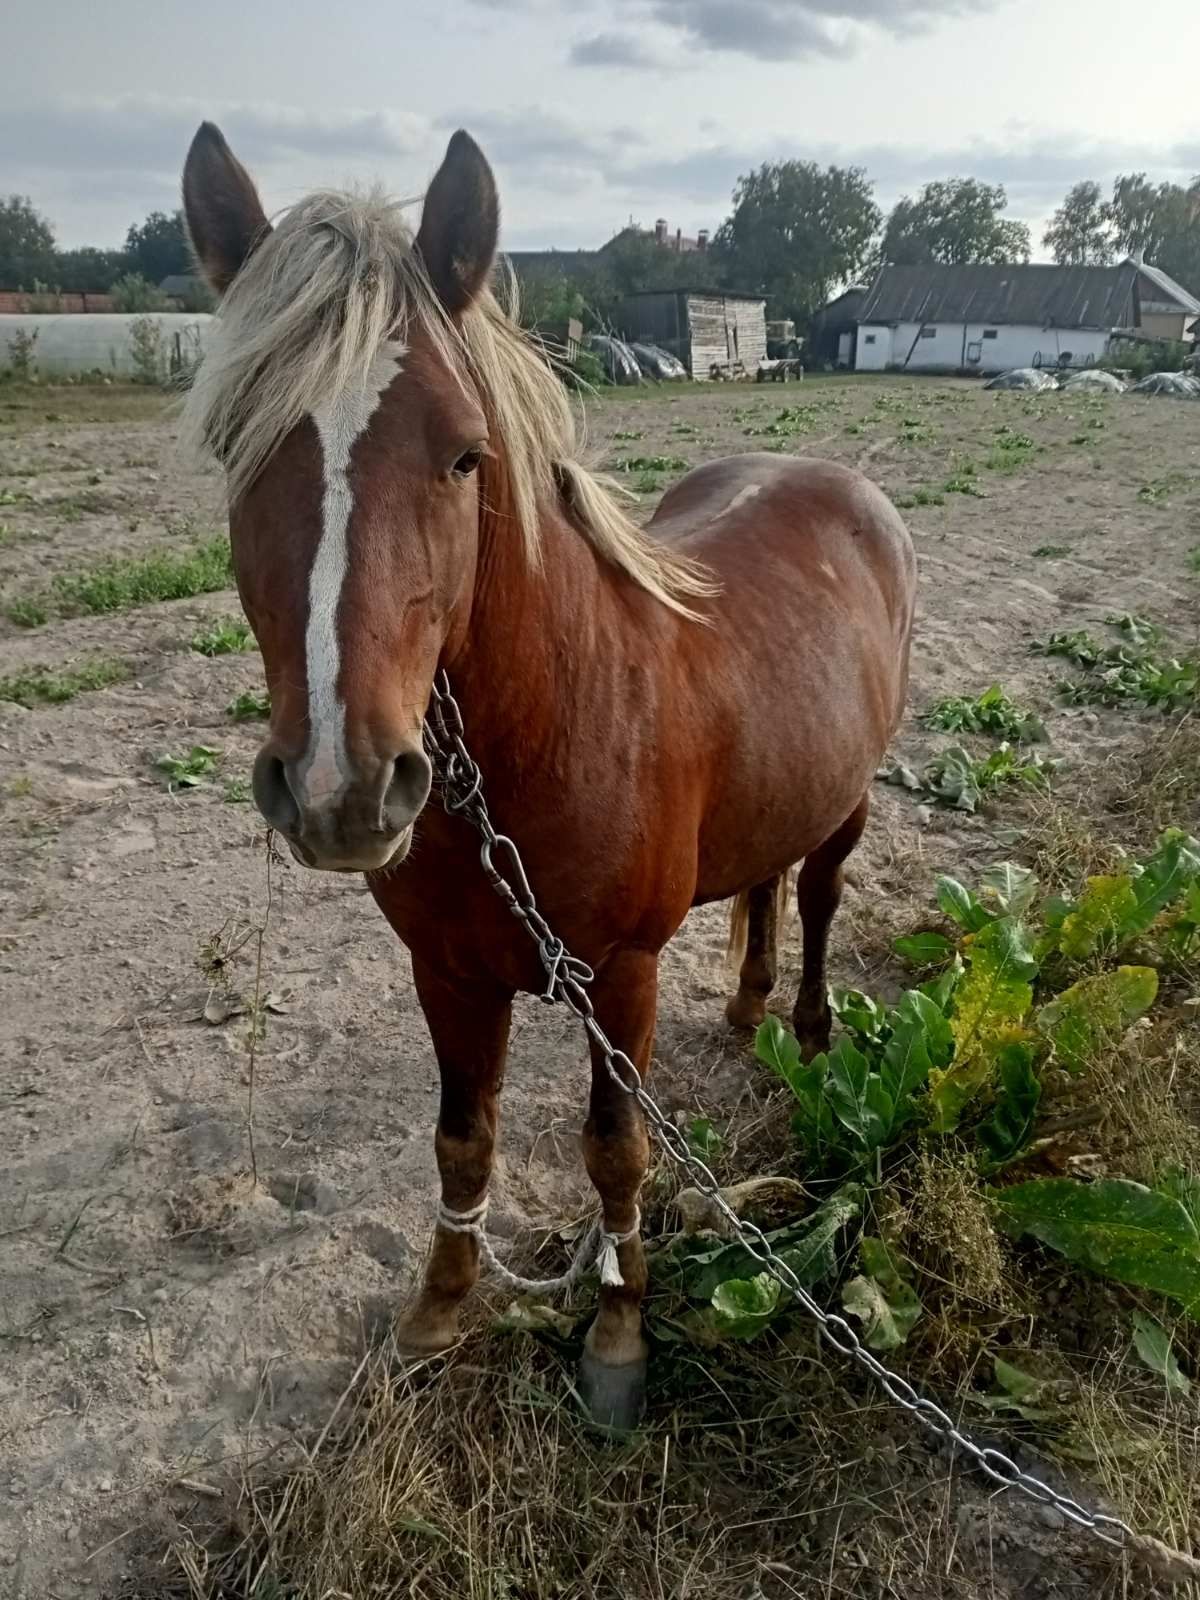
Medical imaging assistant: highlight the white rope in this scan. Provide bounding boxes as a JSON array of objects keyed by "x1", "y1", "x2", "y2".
[{"x1": 437, "y1": 1197, "x2": 641, "y2": 1296}]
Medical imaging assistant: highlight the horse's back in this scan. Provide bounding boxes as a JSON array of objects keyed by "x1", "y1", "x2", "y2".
[{"x1": 650, "y1": 452, "x2": 914, "y2": 603}]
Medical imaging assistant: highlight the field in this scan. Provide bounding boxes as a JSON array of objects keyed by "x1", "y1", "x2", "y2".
[{"x1": 2, "y1": 374, "x2": 1199, "y2": 1600}]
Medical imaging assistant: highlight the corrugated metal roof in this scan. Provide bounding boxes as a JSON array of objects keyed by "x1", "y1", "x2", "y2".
[
  {"x1": 857, "y1": 263, "x2": 1140, "y2": 329},
  {"x1": 1135, "y1": 260, "x2": 1200, "y2": 313}
]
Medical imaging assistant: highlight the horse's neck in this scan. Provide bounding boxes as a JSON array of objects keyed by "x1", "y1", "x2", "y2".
[{"x1": 445, "y1": 490, "x2": 648, "y2": 776}]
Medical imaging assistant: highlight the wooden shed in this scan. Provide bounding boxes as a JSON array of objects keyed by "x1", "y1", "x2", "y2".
[{"x1": 616, "y1": 289, "x2": 767, "y2": 378}]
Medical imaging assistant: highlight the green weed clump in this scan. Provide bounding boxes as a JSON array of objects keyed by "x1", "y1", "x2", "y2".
[
  {"x1": 0, "y1": 658, "x2": 130, "y2": 707},
  {"x1": 6, "y1": 537, "x2": 234, "y2": 626},
  {"x1": 191, "y1": 617, "x2": 255, "y2": 656}
]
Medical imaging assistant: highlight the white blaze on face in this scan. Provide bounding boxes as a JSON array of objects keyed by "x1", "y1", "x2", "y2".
[{"x1": 302, "y1": 344, "x2": 405, "y2": 802}]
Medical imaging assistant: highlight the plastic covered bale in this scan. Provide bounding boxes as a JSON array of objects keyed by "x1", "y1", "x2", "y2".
[
  {"x1": 1130, "y1": 371, "x2": 1200, "y2": 399},
  {"x1": 1061, "y1": 369, "x2": 1126, "y2": 393},
  {"x1": 983, "y1": 368, "x2": 1060, "y2": 391}
]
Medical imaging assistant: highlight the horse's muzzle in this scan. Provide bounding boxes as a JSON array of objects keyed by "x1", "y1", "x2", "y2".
[{"x1": 252, "y1": 741, "x2": 430, "y2": 872}]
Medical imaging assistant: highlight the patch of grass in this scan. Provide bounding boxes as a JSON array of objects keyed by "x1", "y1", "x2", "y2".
[
  {"x1": 6, "y1": 536, "x2": 234, "y2": 625},
  {"x1": 744, "y1": 402, "x2": 834, "y2": 439},
  {"x1": 897, "y1": 417, "x2": 935, "y2": 445},
  {"x1": 222, "y1": 777, "x2": 252, "y2": 803},
  {"x1": 1138, "y1": 474, "x2": 1190, "y2": 506},
  {"x1": 942, "y1": 462, "x2": 987, "y2": 497},
  {"x1": 6, "y1": 596, "x2": 48, "y2": 628},
  {"x1": 1032, "y1": 544, "x2": 1070, "y2": 559},
  {"x1": 191, "y1": 617, "x2": 255, "y2": 656},
  {"x1": 610, "y1": 429, "x2": 643, "y2": 441},
  {"x1": 0, "y1": 657, "x2": 130, "y2": 708},
  {"x1": 156, "y1": 745, "x2": 220, "y2": 789},
  {"x1": 227, "y1": 689, "x2": 270, "y2": 721},
  {"x1": 1188, "y1": 546, "x2": 1200, "y2": 574},
  {"x1": 633, "y1": 472, "x2": 663, "y2": 495},
  {"x1": 611, "y1": 454, "x2": 689, "y2": 474},
  {"x1": 0, "y1": 487, "x2": 34, "y2": 507},
  {"x1": 893, "y1": 486, "x2": 945, "y2": 510}
]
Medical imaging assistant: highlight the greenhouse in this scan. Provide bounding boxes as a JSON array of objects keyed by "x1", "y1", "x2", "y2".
[{"x1": 0, "y1": 313, "x2": 212, "y2": 382}]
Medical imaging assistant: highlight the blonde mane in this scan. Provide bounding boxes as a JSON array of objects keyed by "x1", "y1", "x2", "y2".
[{"x1": 182, "y1": 186, "x2": 714, "y2": 616}]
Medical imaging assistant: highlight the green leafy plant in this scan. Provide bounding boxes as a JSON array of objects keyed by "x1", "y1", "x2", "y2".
[
  {"x1": 1032, "y1": 544, "x2": 1070, "y2": 559},
  {"x1": 6, "y1": 595, "x2": 49, "y2": 628},
  {"x1": 191, "y1": 617, "x2": 255, "y2": 656},
  {"x1": 921, "y1": 744, "x2": 1054, "y2": 812},
  {"x1": 1131, "y1": 1311, "x2": 1191, "y2": 1395},
  {"x1": 1033, "y1": 618, "x2": 1198, "y2": 712},
  {"x1": 756, "y1": 832, "x2": 1197, "y2": 1178},
  {"x1": 227, "y1": 689, "x2": 270, "y2": 721},
  {"x1": 156, "y1": 745, "x2": 220, "y2": 790},
  {"x1": 841, "y1": 1236, "x2": 923, "y2": 1350},
  {"x1": 667, "y1": 1185, "x2": 863, "y2": 1344},
  {"x1": 993, "y1": 1173, "x2": 1200, "y2": 1319},
  {"x1": 943, "y1": 461, "x2": 986, "y2": 497},
  {"x1": 222, "y1": 777, "x2": 252, "y2": 804},
  {"x1": 924, "y1": 684, "x2": 1045, "y2": 743}
]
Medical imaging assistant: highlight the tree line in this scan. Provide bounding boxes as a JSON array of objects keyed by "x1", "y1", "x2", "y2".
[
  {"x1": 520, "y1": 167, "x2": 1200, "y2": 336},
  {"x1": 0, "y1": 198, "x2": 208, "y2": 307},
  {"x1": 4, "y1": 165, "x2": 1198, "y2": 332}
]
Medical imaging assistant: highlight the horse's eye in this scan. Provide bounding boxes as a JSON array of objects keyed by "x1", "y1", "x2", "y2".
[{"x1": 452, "y1": 446, "x2": 483, "y2": 479}]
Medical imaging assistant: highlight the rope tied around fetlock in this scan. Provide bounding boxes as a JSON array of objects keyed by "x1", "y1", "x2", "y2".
[{"x1": 437, "y1": 1197, "x2": 641, "y2": 1295}]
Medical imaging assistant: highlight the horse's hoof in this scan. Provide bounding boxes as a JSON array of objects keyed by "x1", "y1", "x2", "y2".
[
  {"x1": 578, "y1": 1350, "x2": 647, "y2": 1431},
  {"x1": 725, "y1": 989, "x2": 767, "y2": 1030}
]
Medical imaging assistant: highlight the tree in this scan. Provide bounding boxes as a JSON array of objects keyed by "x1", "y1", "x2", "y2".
[
  {"x1": 882, "y1": 179, "x2": 1031, "y2": 266},
  {"x1": 0, "y1": 195, "x2": 57, "y2": 289},
  {"x1": 54, "y1": 246, "x2": 130, "y2": 292},
  {"x1": 124, "y1": 209, "x2": 191, "y2": 284},
  {"x1": 1105, "y1": 173, "x2": 1200, "y2": 295},
  {"x1": 712, "y1": 161, "x2": 881, "y2": 327},
  {"x1": 1043, "y1": 181, "x2": 1113, "y2": 265}
]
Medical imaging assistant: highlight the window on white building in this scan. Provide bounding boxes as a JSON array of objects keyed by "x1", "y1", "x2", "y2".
[
  {"x1": 983, "y1": 329, "x2": 998, "y2": 340},
  {"x1": 863, "y1": 334, "x2": 876, "y2": 345},
  {"x1": 919, "y1": 326, "x2": 937, "y2": 338}
]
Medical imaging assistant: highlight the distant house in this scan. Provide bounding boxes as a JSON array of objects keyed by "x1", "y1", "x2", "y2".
[
  {"x1": 158, "y1": 273, "x2": 208, "y2": 308},
  {"x1": 505, "y1": 218, "x2": 713, "y2": 294},
  {"x1": 843, "y1": 258, "x2": 1199, "y2": 374},
  {"x1": 616, "y1": 289, "x2": 766, "y2": 377}
]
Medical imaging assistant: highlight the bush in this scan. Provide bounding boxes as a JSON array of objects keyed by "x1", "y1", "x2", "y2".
[
  {"x1": 111, "y1": 273, "x2": 170, "y2": 313},
  {"x1": 1102, "y1": 338, "x2": 1191, "y2": 381}
]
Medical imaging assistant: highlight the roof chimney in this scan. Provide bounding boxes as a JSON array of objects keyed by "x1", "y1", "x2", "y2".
[
  {"x1": 697, "y1": 229, "x2": 709, "y2": 251},
  {"x1": 655, "y1": 217, "x2": 668, "y2": 245},
  {"x1": 676, "y1": 227, "x2": 682, "y2": 250}
]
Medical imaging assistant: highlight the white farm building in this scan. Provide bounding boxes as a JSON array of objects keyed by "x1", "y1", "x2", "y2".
[{"x1": 843, "y1": 259, "x2": 1198, "y2": 375}]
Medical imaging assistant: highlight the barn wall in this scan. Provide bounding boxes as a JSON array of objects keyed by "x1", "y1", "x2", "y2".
[
  {"x1": 855, "y1": 325, "x2": 894, "y2": 369},
  {"x1": 1140, "y1": 310, "x2": 1193, "y2": 343},
  {"x1": 684, "y1": 296, "x2": 766, "y2": 375},
  {"x1": 855, "y1": 319, "x2": 1110, "y2": 373}
]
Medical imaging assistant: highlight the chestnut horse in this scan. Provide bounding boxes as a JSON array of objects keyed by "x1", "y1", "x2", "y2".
[{"x1": 181, "y1": 123, "x2": 916, "y2": 1425}]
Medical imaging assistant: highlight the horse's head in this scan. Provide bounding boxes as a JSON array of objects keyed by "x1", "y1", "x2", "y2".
[{"x1": 182, "y1": 124, "x2": 499, "y2": 871}]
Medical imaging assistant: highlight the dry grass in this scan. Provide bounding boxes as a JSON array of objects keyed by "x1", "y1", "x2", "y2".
[
  {"x1": 152, "y1": 1315, "x2": 1163, "y2": 1600},
  {"x1": 1104, "y1": 717, "x2": 1200, "y2": 853}
]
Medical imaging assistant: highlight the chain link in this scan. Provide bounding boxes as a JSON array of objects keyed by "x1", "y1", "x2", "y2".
[{"x1": 422, "y1": 670, "x2": 1132, "y2": 1548}]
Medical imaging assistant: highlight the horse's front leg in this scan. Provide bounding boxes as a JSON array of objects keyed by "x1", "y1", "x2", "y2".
[
  {"x1": 579, "y1": 948, "x2": 656, "y2": 1428},
  {"x1": 395, "y1": 958, "x2": 513, "y2": 1356}
]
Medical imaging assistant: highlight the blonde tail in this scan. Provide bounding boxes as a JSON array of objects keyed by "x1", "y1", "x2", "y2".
[{"x1": 726, "y1": 868, "x2": 798, "y2": 975}]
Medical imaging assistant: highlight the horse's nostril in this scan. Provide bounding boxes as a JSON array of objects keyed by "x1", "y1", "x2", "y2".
[
  {"x1": 383, "y1": 747, "x2": 432, "y2": 832},
  {"x1": 252, "y1": 752, "x2": 300, "y2": 835}
]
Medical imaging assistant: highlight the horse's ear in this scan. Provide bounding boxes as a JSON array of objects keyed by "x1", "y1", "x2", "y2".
[
  {"x1": 416, "y1": 130, "x2": 499, "y2": 316},
  {"x1": 182, "y1": 122, "x2": 270, "y2": 296}
]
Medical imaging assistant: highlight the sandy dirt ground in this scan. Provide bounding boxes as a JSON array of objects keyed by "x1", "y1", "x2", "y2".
[{"x1": 1, "y1": 376, "x2": 1197, "y2": 1597}]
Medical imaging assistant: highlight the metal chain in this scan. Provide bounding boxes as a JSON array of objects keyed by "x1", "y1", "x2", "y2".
[{"x1": 421, "y1": 670, "x2": 1132, "y2": 1549}]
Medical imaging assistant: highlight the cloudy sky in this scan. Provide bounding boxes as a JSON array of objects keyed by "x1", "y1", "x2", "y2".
[{"x1": 8, "y1": 0, "x2": 1199, "y2": 256}]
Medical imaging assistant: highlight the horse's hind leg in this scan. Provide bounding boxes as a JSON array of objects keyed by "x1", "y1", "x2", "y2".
[
  {"x1": 793, "y1": 795, "x2": 870, "y2": 1061},
  {"x1": 725, "y1": 874, "x2": 784, "y2": 1029}
]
